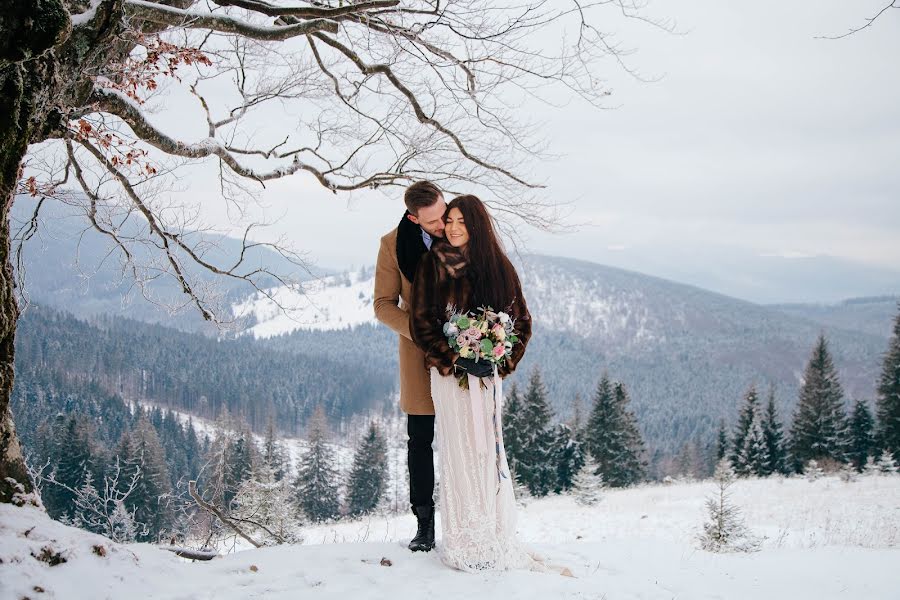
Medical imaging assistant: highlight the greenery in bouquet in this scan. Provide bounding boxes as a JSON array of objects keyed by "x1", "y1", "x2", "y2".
[{"x1": 443, "y1": 305, "x2": 520, "y2": 389}]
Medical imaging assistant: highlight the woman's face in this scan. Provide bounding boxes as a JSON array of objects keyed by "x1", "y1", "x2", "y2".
[{"x1": 444, "y1": 207, "x2": 469, "y2": 247}]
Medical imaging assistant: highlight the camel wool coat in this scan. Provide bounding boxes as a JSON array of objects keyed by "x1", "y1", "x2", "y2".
[{"x1": 374, "y1": 227, "x2": 434, "y2": 415}]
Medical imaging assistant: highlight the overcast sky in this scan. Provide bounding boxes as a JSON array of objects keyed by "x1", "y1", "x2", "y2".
[{"x1": 57, "y1": 0, "x2": 900, "y2": 303}]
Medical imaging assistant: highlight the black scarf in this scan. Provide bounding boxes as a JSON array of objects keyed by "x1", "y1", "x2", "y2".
[{"x1": 396, "y1": 210, "x2": 429, "y2": 283}]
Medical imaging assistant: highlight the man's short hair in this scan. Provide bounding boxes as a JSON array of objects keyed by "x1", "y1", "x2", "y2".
[{"x1": 404, "y1": 181, "x2": 443, "y2": 215}]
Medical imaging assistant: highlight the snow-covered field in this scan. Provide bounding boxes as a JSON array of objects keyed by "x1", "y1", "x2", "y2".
[{"x1": 3, "y1": 474, "x2": 899, "y2": 600}]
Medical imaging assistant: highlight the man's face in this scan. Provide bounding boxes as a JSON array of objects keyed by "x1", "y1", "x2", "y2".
[{"x1": 408, "y1": 196, "x2": 446, "y2": 238}]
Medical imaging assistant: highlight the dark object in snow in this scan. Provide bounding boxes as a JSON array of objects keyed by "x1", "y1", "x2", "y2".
[
  {"x1": 32, "y1": 546, "x2": 67, "y2": 566},
  {"x1": 380, "y1": 557, "x2": 393, "y2": 567},
  {"x1": 92, "y1": 544, "x2": 107, "y2": 557}
]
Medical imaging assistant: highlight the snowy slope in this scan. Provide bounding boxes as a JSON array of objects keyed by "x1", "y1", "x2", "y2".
[
  {"x1": 233, "y1": 269, "x2": 378, "y2": 338},
  {"x1": 3, "y1": 473, "x2": 899, "y2": 600}
]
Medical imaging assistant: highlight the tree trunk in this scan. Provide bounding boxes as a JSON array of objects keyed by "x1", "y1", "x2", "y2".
[
  {"x1": 0, "y1": 64, "x2": 32, "y2": 504},
  {"x1": 0, "y1": 0, "x2": 71, "y2": 504}
]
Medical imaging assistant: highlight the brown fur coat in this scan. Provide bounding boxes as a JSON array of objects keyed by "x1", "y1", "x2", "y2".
[{"x1": 409, "y1": 239, "x2": 531, "y2": 377}]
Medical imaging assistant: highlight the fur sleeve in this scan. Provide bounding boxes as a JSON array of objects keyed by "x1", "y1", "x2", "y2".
[
  {"x1": 410, "y1": 253, "x2": 456, "y2": 375},
  {"x1": 498, "y1": 272, "x2": 531, "y2": 378}
]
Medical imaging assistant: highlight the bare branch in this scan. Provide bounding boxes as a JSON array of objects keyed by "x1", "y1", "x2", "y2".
[
  {"x1": 189, "y1": 480, "x2": 262, "y2": 548},
  {"x1": 214, "y1": 0, "x2": 399, "y2": 19},
  {"x1": 125, "y1": 0, "x2": 339, "y2": 40},
  {"x1": 817, "y1": 1, "x2": 898, "y2": 40}
]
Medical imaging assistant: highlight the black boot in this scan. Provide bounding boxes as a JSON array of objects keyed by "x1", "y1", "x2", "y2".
[{"x1": 408, "y1": 505, "x2": 435, "y2": 552}]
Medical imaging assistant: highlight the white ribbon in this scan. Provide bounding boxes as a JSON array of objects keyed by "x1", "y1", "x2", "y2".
[
  {"x1": 467, "y1": 373, "x2": 488, "y2": 454},
  {"x1": 467, "y1": 365, "x2": 505, "y2": 458}
]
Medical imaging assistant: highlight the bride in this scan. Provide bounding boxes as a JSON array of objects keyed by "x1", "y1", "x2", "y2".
[{"x1": 410, "y1": 195, "x2": 565, "y2": 574}]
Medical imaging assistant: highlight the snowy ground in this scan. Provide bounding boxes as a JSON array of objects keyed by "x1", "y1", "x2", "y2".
[{"x1": 2, "y1": 473, "x2": 899, "y2": 600}]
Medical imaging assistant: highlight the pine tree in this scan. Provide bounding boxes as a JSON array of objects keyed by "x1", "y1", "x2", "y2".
[
  {"x1": 737, "y1": 414, "x2": 768, "y2": 477},
  {"x1": 346, "y1": 421, "x2": 389, "y2": 517},
  {"x1": 730, "y1": 385, "x2": 760, "y2": 475},
  {"x1": 848, "y1": 400, "x2": 876, "y2": 472},
  {"x1": 611, "y1": 382, "x2": 647, "y2": 486},
  {"x1": 232, "y1": 461, "x2": 303, "y2": 545},
  {"x1": 584, "y1": 375, "x2": 646, "y2": 487},
  {"x1": 760, "y1": 387, "x2": 787, "y2": 476},
  {"x1": 224, "y1": 426, "x2": 256, "y2": 508},
  {"x1": 501, "y1": 383, "x2": 524, "y2": 478},
  {"x1": 876, "y1": 450, "x2": 899, "y2": 474},
  {"x1": 875, "y1": 305, "x2": 900, "y2": 466},
  {"x1": 572, "y1": 454, "x2": 604, "y2": 506},
  {"x1": 698, "y1": 459, "x2": 761, "y2": 553},
  {"x1": 803, "y1": 459, "x2": 824, "y2": 481},
  {"x1": 294, "y1": 406, "x2": 340, "y2": 522},
  {"x1": 549, "y1": 423, "x2": 584, "y2": 494},
  {"x1": 262, "y1": 418, "x2": 289, "y2": 482},
  {"x1": 515, "y1": 368, "x2": 556, "y2": 497},
  {"x1": 716, "y1": 419, "x2": 729, "y2": 463},
  {"x1": 43, "y1": 416, "x2": 94, "y2": 521},
  {"x1": 789, "y1": 335, "x2": 849, "y2": 471},
  {"x1": 118, "y1": 416, "x2": 174, "y2": 542}
]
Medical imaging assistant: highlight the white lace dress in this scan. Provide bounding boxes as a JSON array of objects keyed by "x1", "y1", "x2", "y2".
[{"x1": 431, "y1": 367, "x2": 549, "y2": 573}]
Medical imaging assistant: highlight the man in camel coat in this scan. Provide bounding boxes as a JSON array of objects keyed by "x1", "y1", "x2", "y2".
[{"x1": 374, "y1": 181, "x2": 446, "y2": 552}]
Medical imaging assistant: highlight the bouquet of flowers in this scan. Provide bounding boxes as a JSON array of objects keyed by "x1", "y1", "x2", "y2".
[{"x1": 443, "y1": 305, "x2": 520, "y2": 389}]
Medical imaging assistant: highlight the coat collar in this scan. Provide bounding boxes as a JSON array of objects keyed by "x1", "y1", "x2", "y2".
[{"x1": 431, "y1": 238, "x2": 468, "y2": 279}]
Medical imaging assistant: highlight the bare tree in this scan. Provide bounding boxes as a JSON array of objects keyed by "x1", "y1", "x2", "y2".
[{"x1": 0, "y1": 0, "x2": 658, "y2": 503}]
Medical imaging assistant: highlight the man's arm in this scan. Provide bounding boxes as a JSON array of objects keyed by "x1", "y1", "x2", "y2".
[{"x1": 374, "y1": 235, "x2": 413, "y2": 340}]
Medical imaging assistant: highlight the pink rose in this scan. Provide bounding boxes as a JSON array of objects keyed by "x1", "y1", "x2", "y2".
[
  {"x1": 465, "y1": 327, "x2": 482, "y2": 340},
  {"x1": 492, "y1": 344, "x2": 506, "y2": 358}
]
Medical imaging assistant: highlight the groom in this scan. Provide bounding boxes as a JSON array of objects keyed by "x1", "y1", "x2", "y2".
[{"x1": 374, "y1": 181, "x2": 446, "y2": 552}]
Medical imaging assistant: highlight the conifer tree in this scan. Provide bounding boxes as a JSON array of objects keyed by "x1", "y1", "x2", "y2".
[
  {"x1": 572, "y1": 454, "x2": 604, "y2": 506},
  {"x1": 346, "y1": 421, "x2": 389, "y2": 517},
  {"x1": 232, "y1": 460, "x2": 303, "y2": 545},
  {"x1": 611, "y1": 382, "x2": 647, "y2": 486},
  {"x1": 848, "y1": 400, "x2": 876, "y2": 472},
  {"x1": 224, "y1": 426, "x2": 256, "y2": 508},
  {"x1": 43, "y1": 416, "x2": 95, "y2": 521},
  {"x1": 698, "y1": 459, "x2": 761, "y2": 553},
  {"x1": 737, "y1": 415, "x2": 768, "y2": 477},
  {"x1": 716, "y1": 419, "x2": 729, "y2": 463},
  {"x1": 730, "y1": 385, "x2": 760, "y2": 475},
  {"x1": 501, "y1": 383, "x2": 524, "y2": 479},
  {"x1": 876, "y1": 450, "x2": 898, "y2": 474},
  {"x1": 550, "y1": 423, "x2": 584, "y2": 494},
  {"x1": 789, "y1": 335, "x2": 849, "y2": 470},
  {"x1": 876, "y1": 305, "x2": 900, "y2": 465},
  {"x1": 119, "y1": 416, "x2": 174, "y2": 541},
  {"x1": 262, "y1": 418, "x2": 289, "y2": 482},
  {"x1": 515, "y1": 368, "x2": 556, "y2": 497},
  {"x1": 760, "y1": 388, "x2": 787, "y2": 476},
  {"x1": 585, "y1": 375, "x2": 646, "y2": 487},
  {"x1": 294, "y1": 406, "x2": 340, "y2": 522}
]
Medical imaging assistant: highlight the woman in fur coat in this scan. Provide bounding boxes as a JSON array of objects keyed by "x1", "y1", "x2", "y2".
[{"x1": 410, "y1": 195, "x2": 568, "y2": 575}]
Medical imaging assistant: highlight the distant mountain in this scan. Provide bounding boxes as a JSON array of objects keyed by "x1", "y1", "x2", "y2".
[
  {"x1": 236, "y1": 254, "x2": 891, "y2": 471},
  {"x1": 575, "y1": 243, "x2": 900, "y2": 305},
  {"x1": 768, "y1": 296, "x2": 899, "y2": 340},
  {"x1": 15, "y1": 199, "x2": 895, "y2": 474},
  {"x1": 11, "y1": 195, "x2": 317, "y2": 333}
]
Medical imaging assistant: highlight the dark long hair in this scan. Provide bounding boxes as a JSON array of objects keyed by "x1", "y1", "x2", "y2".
[{"x1": 444, "y1": 195, "x2": 520, "y2": 311}]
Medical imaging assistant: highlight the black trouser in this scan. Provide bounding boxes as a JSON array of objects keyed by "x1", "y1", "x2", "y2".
[{"x1": 407, "y1": 414, "x2": 435, "y2": 509}]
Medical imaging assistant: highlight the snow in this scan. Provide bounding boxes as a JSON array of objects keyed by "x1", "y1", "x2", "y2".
[
  {"x1": 230, "y1": 261, "x2": 661, "y2": 346},
  {"x1": 69, "y1": 0, "x2": 104, "y2": 27},
  {"x1": 232, "y1": 270, "x2": 378, "y2": 338},
  {"x1": 3, "y1": 474, "x2": 899, "y2": 599}
]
